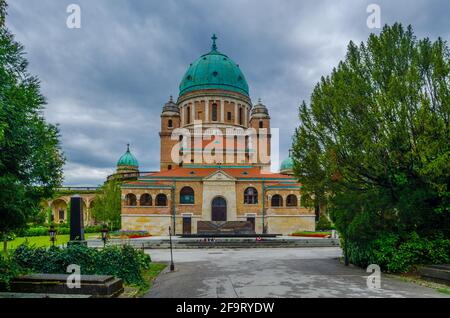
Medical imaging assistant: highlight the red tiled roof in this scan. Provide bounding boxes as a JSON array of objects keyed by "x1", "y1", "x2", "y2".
[{"x1": 142, "y1": 167, "x2": 298, "y2": 181}]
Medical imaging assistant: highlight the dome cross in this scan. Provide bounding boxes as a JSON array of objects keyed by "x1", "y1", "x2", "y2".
[{"x1": 211, "y1": 34, "x2": 218, "y2": 51}]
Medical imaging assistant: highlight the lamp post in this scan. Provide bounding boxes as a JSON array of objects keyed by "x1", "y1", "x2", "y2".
[
  {"x1": 101, "y1": 223, "x2": 108, "y2": 248},
  {"x1": 169, "y1": 226, "x2": 175, "y2": 272},
  {"x1": 49, "y1": 225, "x2": 57, "y2": 247}
]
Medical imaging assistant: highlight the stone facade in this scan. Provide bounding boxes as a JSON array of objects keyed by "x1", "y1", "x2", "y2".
[{"x1": 119, "y1": 36, "x2": 316, "y2": 235}]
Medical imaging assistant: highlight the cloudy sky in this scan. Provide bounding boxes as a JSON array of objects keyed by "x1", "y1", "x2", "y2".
[{"x1": 6, "y1": 0, "x2": 450, "y2": 186}]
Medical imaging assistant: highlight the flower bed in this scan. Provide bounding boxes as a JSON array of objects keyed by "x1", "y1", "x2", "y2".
[
  {"x1": 290, "y1": 232, "x2": 331, "y2": 238},
  {"x1": 109, "y1": 231, "x2": 152, "y2": 239}
]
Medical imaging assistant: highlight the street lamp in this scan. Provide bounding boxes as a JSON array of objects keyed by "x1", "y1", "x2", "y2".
[
  {"x1": 101, "y1": 223, "x2": 109, "y2": 247},
  {"x1": 49, "y1": 225, "x2": 57, "y2": 247},
  {"x1": 169, "y1": 226, "x2": 175, "y2": 272}
]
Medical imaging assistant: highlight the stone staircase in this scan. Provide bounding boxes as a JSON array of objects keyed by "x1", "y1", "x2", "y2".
[{"x1": 89, "y1": 237, "x2": 340, "y2": 249}]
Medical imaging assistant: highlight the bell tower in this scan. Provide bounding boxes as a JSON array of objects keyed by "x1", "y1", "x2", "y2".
[
  {"x1": 160, "y1": 96, "x2": 180, "y2": 171},
  {"x1": 249, "y1": 99, "x2": 271, "y2": 170}
]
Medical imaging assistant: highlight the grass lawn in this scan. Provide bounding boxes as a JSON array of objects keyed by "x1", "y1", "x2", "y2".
[
  {"x1": 5, "y1": 233, "x2": 99, "y2": 251},
  {"x1": 121, "y1": 263, "x2": 167, "y2": 298}
]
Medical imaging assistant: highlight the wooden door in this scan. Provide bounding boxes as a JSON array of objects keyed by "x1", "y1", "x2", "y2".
[
  {"x1": 211, "y1": 197, "x2": 227, "y2": 221},
  {"x1": 183, "y1": 216, "x2": 192, "y2": 234}
]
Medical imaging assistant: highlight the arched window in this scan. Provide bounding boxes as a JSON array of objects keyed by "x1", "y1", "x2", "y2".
[
  {"x1": 180, "y1": 186, "x2": 195, "y2": 204},
  {"x1": 239, "y1": 107, "x2": 243, "y2": 125},
  {"x1": 156, "y1": 194, "x2": 168, "y2": 207},
  {"x1": 140, "y1": 193, "x2": 152, "y2": 206},
  {"x1": 286, "y1": 194, "x2": 298, "y2": 207},
  {"x1": 125, "y1": 193, "x2": 137, "y2": 206},
  {"x1": 168, "y1": 119, "x2": 173, "y2": 128},
  {"x1": 212, "y1": 103, "x2": 218, "y2": 121},
  {"x1": 244, "y1": 187, "x2": 258, "y2": 204},
  {"x1": 58, "y1": 209, "x2": 65, "y2": 220},
  {"x1": 271, "y1": 194, "x2": 283, "y2": 207},
  {"x1": 259, "y1": 121, "x2": 263, "y2": 128},
  {"x1": 187, "y1": 106, "x2": 191, "y2": 124}
]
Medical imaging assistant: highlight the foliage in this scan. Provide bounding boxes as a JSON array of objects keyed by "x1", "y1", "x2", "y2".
[
  {"x1": 91, "y1": 180, "x2": 122, "y2": 229},
  {"x1": 346, "y1": 232, "x2": 450, "y2": 273},
  {"x1": 292, "y1": 24, "x2": 450, "y2": 272},
  {"x1": 46, "y1": 207, "x2": 53, "y2": 224},
  {"x1": 0, "y1": 3, "x2": 65, "y2": 244},
  {"x1": 0, "y1": 0, "x2": 5, "y2": 28},
  {"x1": 316, "y1": 215, "x2": 333, "y2": 231},
  {"x1": 12, "y1": 244, "x2": 151, "y2": 285},
  {"x1": 0, "y1": 253, "x2": 27, "y2": 289}
]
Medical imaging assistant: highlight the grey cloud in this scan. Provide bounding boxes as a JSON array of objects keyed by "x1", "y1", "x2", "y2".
[{"x1": 6, "y1": 0, "x2": 450, "y2": 185}]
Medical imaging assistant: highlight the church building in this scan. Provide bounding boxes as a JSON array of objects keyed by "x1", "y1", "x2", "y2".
[{"x1": 120, "y1": 35, "x2": 315, "y2": 235}]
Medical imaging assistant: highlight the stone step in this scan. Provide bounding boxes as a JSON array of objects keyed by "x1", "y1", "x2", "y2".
[
  {"x1": 1, "y1": 274, "x2": 124, "y2": 298},
  {"x1": 420, "y1": 264, "x2": 450, "y2": 285},
  {"x1": 90, "y1": 238, "x2": 340, "y2": 249}
]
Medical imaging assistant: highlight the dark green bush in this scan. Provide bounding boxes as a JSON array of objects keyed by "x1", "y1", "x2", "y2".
[
  {"x1": 0, "y1": 254, "x2": 27, "y2": 289},
  {"x1": 12, "y1": 243, "x2": 151, "y2": 285},
  {"x1": 316, "y1": 216, "x2": 333, "y2": 231},
  {"x1": 347, "y1": 232, "x2": 450, "y2": 273}
]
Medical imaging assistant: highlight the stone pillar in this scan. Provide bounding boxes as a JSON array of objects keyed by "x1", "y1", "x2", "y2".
[
  {"x1": 181, "y1": 105, "x2": 185, "y2": 126},
  {"x1": 244, "y1": 104, "x2": 248, "y2": 126},
  {"x1": 191, "y1": 102, "x2": 195, "y2": 122},
  {"x1": 220, "y1": 99, "x2": 225, "y2": 122},
  {"x1": 205, "y1": 99, "x2": 209, "y2": 123},
  {"x1": 234, "y1": 102, "x2": 238, "y2": 125}
]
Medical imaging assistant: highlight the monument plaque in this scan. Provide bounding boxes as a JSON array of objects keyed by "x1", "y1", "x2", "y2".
[{"x1": 69, "y1": 195, "x2": 86, "y2": 244}]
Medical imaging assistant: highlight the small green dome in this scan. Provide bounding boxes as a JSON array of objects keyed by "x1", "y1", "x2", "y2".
[
  {"x1": 280, "y1": 157, "x2": 293, "y2": 171},
  {"x1": 117, "y1": 144, "x2": 139, "y2": 167},
  {"x1": 179, "y1": 34, "x2": 249, "y2": 97}
]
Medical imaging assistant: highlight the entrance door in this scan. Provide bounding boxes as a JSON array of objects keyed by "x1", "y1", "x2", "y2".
[
  {"x1": 182, "y1": 216, "x2": 192, "y2": 235},
  {"x1": 247, "y1": 216, "x2": 256, "y2": 232},
  {"x1": 211, "y1": 197, "x2": 227, "y2": 221}
]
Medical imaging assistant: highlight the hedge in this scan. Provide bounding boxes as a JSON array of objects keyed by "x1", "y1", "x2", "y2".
[{"x1": 8, "y1": 244, "x2": 152, "y2": 285}]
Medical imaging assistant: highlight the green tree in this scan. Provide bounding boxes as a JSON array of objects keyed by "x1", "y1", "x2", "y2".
[
  {"x1": 292, "y1": 24, "x2": 450, "y2": 271},
  {"x1": 91, "y1": 181, "x2": 122, "y2": 229},
  {"x1": 0, "y1": 2, "x2": 65, "y2": 251}
]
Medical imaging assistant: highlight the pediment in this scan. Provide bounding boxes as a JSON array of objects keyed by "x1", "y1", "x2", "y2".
[{"x1": 203, "y1": 170, "x2": 236, "y2": 181}]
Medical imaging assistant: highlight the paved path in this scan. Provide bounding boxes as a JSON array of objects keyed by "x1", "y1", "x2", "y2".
[{"x1": 145, "y1": 247, "x2": 448, "y2": 298}]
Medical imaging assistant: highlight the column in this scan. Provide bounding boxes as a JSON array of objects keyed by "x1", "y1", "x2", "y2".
[
  {"x1": 234, "y1": 102, "x2": 238, "y2": 125},
  {"x1": 205, "y1": 99, "x2": 209, "y2": 123},
  {"x1": 191, "y1": 102, "x2": 196, "y2": 122},
  {"x1": 181, "y1": 105, "x2": 185, "y2": 126},
  {"x1": 244, "y1": 104, "x2": 248, "y2": 127},
  {"x1": 220, "y1": 99, "x2": 225, "y2": 122}
]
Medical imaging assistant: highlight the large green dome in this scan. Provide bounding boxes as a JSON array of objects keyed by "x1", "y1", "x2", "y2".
[
  {"x1": 179, "y1": 35, "x2": 249, "y2": 97},
  {"x1": 117, "y1": 144, "x2": 139, "y2": 167}
]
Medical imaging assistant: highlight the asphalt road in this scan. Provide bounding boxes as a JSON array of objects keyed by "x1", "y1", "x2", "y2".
[{"x1": 145, "y1": 247, "x2": 448, "y2": 298}]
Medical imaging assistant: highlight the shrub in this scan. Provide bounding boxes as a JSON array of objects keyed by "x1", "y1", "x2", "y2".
[
  {"x1": 346, "y1": 232, "x2": 450, "y2": 273},
  {"x1": 12, "y1": 243, "x2": 151, "y2": 285},
  {"x1": 0, "y1": 254, "x2": 27, "y2": 289},
  {"x1": 316, "y1": 216, "x2": 333, "y2": 231}
]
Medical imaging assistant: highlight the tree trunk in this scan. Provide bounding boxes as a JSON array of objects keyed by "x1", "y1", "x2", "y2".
[{"x1": 3, "y1": 236, "x2": 7, "y2": 253}]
